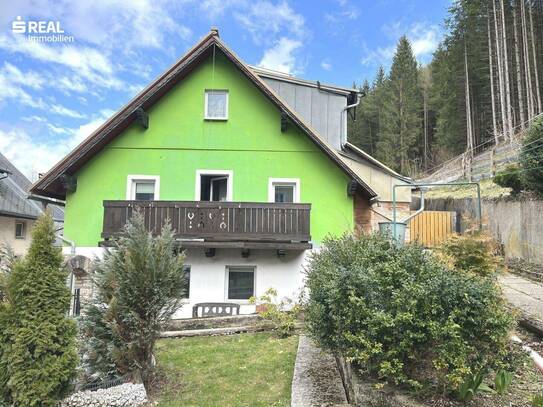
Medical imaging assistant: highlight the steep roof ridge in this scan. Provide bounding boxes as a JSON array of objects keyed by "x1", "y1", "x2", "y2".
[{"x1": 30, "y1": 29, "x2": 378, "y2": 199}]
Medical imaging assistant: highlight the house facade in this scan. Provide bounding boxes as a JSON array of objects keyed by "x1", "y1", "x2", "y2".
[
  {"x1": 0, "y1": 152, "x2": 64, "y2": 256},
  {"x1": 30, "y1": 30, "x2": 411, "y2": 318}
]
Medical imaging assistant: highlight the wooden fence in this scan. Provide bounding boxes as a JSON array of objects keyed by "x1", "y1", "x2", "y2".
[{"x1": 408, "y1": 211, "x2": 456, "y2": 247}]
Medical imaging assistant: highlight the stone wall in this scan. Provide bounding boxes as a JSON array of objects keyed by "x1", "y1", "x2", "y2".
[{"x1": 425, "y1": 197, "x2": 543, "y2": 265}]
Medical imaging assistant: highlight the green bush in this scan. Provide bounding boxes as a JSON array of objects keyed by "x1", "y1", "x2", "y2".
[
  {"x1": 520, "y1": 116, "x2": 543, "y2": 194},
  {"x1": 437, "y1": 233, "x2": 500, "y2": 277},
  {"x1": 493, "y1": 164, "x2": 524, "y2": 195},
  {"x1": 1, "y1": 213, "x2": 78, "y2": 406},
  {"x1": 305, "y1": 233, "x2": 514, "y2": 392},
  {"x1": 80, "y1": 212, "x2": 187, "y2": 389},
  {"x1": 249, "y1": 288, "x2": 300, "y2": 337}
]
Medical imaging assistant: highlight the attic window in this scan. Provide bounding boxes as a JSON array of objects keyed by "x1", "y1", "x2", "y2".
[{"x1": 205, "y1": 90, "x2": 228, "y2": 120}]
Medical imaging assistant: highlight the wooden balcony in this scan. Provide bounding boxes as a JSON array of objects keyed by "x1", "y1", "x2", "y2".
[{"x1": 102, "y1": 200, "x2": 311, "y2": 249}]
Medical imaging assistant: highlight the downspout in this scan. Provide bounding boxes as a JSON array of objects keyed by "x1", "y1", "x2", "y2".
[
  {"x1": 401, "y1": 189, "x2": 425, "y2": 224},
  {"x1": 59, "y1": 234, "x2": 76, "y2": 314},
  {"x1": 340, "y1": 92, "x2": 361, "y2": 147}
]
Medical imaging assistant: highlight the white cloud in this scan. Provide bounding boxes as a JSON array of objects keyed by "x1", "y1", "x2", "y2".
[
  {"x1": 361, "y1": 22, "x2": 441, "y2": 68},
  {"x1": 2, "y1": 63, "x2": 45, "y2": 89},
  {"x1": 50, "y1": 104, "x2": 86, "y2": 119},
  {"x1": 258, "y1": 37, "x2": 302, "y2": 74},
  {"x1": 0, "y1": 111, "x2": 112, "y2": 180},
  {"x1": 360, "y1": 44, "x2": 395, "y2": 67},
  {"x1": 409, "y1": 23, "x2": 440, "y2": 62},
  {"x1": 321, "y1": 60, "x2": 332, "y2": 71},
  {"x1": 235, "y1": 1, "x2": 305, "y2": 45}
]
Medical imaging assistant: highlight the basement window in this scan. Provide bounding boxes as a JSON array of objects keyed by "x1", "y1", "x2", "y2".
[
  {"x1": 205, "y1": 90, "x2": 228, "y2": 120},
  {"x1": 226, "y1": 266, "x2": 255, "y2": 301},
  {"x1": 15, "y1": 221, "x2": 26, "y2": 239}
]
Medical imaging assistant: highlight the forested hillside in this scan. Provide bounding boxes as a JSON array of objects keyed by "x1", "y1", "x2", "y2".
[{"x1": 348, "y1": 0, "x2": 543, "y2": 176}]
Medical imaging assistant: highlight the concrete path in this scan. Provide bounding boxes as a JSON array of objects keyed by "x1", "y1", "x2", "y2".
[
  {"x1": 291, "y1": 335, "x2": 348, "y2": 407},
  {"x1": 499, "y1": 273, "x2": 543, "y2": 333}
]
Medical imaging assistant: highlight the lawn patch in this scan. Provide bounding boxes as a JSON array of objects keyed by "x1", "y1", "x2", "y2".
[{"x1": 152, "y1": 332, "x2": 298, "y2": 406}]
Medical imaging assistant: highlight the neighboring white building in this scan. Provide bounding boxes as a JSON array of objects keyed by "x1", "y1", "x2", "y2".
[{"x1": 0, "y1": 152, "x2": 64, "y2": 256}]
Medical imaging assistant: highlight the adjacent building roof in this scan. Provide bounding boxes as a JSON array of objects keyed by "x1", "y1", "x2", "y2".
[
  {"x1": 0, "y1": 152, "x2": 64, "y2": 221},
  {"x1": 30, "y1": 29, "x2": 378, "y2": 200}
]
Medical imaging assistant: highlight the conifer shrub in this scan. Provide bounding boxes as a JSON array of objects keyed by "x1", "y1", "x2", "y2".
[
  {"x1": 305, "y1": 233, "x2": 514, "y2": 392},
  {"x1": 493, "y1": 164, "x2": 524, "y2": 195},
  {"x1": 520, "y1": 116, "x2": 543, "y2": 194},
  {"x1": 436, "y1": 233, "x2": 501, "y2": 277},
  {"x1": 80, "y1": 213, "x2": 186, "y2": 388},
  {"x1": 2, "y1": 213, "x2": 78, "y2": 406}
]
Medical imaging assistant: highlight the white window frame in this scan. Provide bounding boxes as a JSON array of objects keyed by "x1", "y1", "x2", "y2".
[
  {"x1": 181, "y1": 265, "x2": 191, "y2": 303},
  {"x1": 14, "y1": 220, "x2": 26, "y2": 239},
  {"x1": 126, "y1": 175, "x2": 160, "y2": 200},
  {"x1": 268, "y1": 178, "x2": 300, "y2": 203},
  {"x1": 225, "y1": 265, "x2": 256, "y2": 303},
  {"x1": 195, "y1": 170, "x2": 233, "y2": 202},
  {"x1": 204, "y1": 89, "x2": 229, "y2": 120}
]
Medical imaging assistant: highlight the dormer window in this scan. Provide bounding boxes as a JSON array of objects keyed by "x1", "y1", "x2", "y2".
[{"x1": 205, "y1": 90, "x2": 228, "y2": 120}]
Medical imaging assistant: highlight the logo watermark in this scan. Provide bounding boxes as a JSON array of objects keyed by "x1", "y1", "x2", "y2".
[{"x1": 12, "y1": 16, "x2": 74, "y2": 43}]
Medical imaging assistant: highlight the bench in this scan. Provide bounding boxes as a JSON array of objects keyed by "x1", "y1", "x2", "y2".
[{"x1": 192, "y1": 302, "x2": 240, "y2": 318}]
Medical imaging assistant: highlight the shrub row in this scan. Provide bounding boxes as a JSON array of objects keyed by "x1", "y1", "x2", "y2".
[{"x1": 304, "y1": 233, "x2": 514, "y2": 392}]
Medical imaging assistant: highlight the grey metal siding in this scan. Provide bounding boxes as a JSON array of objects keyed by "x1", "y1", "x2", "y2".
[{"x1": 261, "y1": 78, "x2": 346, "y2": 149}]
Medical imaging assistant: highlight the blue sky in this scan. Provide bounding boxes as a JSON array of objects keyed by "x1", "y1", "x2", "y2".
[{"x1": 0, "y1": 0, "x2": 450, "y2": 180}]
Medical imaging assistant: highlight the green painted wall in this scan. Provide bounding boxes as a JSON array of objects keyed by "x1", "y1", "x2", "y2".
[{"x1": 64, "y1": 52, "x2": 354, "y2": 246}]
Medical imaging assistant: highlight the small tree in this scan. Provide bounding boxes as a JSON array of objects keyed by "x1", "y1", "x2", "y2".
[
  {"x1": 520, "y1": 116, "x2": 543, "y2": 194},
  {"x1": 3, "y1": 213, "x2": 78, "y2": 406},
  {"x1": 80, "y1": 213, "x2": 186, "y2": 388}
]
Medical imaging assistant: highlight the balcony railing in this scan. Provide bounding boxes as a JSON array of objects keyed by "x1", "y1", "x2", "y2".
[{"x1": 102, "y1": 200, "x2": 311, "y2": 243}]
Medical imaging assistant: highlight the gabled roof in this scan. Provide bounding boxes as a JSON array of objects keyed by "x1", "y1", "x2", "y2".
[
  {"x1": 30, "y1": 29, "x2": 377, "y2": 200},
  {"x1": 341, "y1": 142, "x2": 413, "y2": 183},
  {"x1": 0, "y1": 152, "x2": 64, "y2": 221},
  {"x1": 251, "y1": 65, "x2": 359, "y2": 97}
]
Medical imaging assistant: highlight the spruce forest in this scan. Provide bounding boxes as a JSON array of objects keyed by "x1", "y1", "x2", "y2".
[{"x1": 348, "y1": 0, "x2": 543, "y2": 176}]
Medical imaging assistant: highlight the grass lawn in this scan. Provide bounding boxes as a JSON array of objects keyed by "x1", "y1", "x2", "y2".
[{"x1": 152, "y1": 332, "x2": 298, "y2": 407}]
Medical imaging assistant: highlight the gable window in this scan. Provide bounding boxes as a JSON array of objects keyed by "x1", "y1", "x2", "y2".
[
  {"x1": 196, "y1": 170, "x2": 233, "y2": 202},
  {"x1": 126, "y1": 175, "x2": 160, "y2": 200},
  {"x1": 204, "y1": 90, "x2": 228, "y2": 120},
  {"x1": 226, "y1": 266, "x2": 255, "y2": 301},
  {"x1": 268, "y1": 178, "x2": 300, "y2": 203},
  {"x1": 15, "y1": 221, "x2": 26, "y2": 239}
]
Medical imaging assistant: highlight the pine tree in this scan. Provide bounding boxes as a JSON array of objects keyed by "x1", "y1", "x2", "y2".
[
  {"x1": 4, "y1": 212, "x2": 78, "y2": 406},
  {"x1": 80, "y1": 212, "x2": 187, "y2": 389},
  {"x1": 377, "y1": 36, "x2": 422, "y2": 174}
]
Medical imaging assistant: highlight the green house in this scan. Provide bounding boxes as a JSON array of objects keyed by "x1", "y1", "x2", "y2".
[{"x1": 31, "y1": 29, "x2": 411, "y2": 318}]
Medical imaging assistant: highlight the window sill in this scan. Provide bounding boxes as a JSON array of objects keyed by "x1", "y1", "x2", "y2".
[
  {"x1": 225, "y1": 299, "x2": 253, "y2": 305},
  {"x1": 204, "y1": 117, "x2": 228, "y2": 121}
]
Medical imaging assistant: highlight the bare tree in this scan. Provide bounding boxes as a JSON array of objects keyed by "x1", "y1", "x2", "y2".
[
  {"x1": 465, "y1": 42, "x2": 474, "y2": 156},
  {"x1": 488, "y1": 14, "x2": 500, "y2": 141},
  {"x1": 513, "y1": 0, "x2": 527, "y2": 129},
  {"x1": 494, "y1": 0, "x2": 507, "y2": 140},
  {"x1": 528, "y1": 0, "x2": 542, "y2": 113},
  {"x1": 521, "y1": 0, "x2": 535, "y2": 118},
  {"x1": 500, "y1": 0, "x2": 514, "y2": 140}
]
